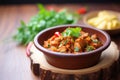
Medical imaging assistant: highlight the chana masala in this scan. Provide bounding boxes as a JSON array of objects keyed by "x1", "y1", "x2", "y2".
[{"x1": 43, "y1": 27, "x2": 103, "y2": 54}]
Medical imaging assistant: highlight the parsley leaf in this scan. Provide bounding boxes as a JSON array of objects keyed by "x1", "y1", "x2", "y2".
[
  {"x1": 74, "y1": 47, "x2": 79, "y2": 52},
  {"x1": 62, "y1": 27, "x2": 82, "y2": 37},
  {"x1": 86, "y1": 46, "x2": 94, "y2": 52}
]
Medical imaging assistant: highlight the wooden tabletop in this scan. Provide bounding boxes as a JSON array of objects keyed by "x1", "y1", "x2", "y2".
[{"x1": 0, "y1": 4, "x2": 120, "y2": 80}]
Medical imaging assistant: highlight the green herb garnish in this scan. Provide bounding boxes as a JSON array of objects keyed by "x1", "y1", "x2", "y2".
[
  {"x1": 14, "y1": 4, "x2": 79, "y2": 45},
  {"x1": 64, "y1": 40, "x2": 68, "y2": 45},
  {"x1": 48, "y1": 44, "x2": 50, "y2": 48},
  {"x1": 74, "y1": 47, "x2": 80, "y2": 52},
  {"x1": 62, "y1": 27, "x2": 82, "y2": 37},
  {"x1": 92, "y1": 39, "x2": 99, "y2": 43},
  {"x1": 86, "y1": 46, "x2": 94, "y2": 52}
]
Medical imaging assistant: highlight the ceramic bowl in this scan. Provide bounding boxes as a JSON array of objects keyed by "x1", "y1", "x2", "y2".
[
  {"x1": 34, "y1": 24, "x2": 111, "y2": 69},
  {"x1": 83, "y1": 10, "x2": 120, "y2": 35}
]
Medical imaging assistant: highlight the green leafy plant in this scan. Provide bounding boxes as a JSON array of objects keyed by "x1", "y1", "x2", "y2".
[{"x1": 14, "y1": 4, "x2": 79, "y2": 45}]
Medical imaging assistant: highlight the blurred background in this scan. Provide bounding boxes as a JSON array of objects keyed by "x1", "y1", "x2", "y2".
[
  {"x1": 0, "y1": 0, "x2": 120, "y2": 80},
  {"x1": 0, "y1": 0, "x2": 120, "y2": 4}
]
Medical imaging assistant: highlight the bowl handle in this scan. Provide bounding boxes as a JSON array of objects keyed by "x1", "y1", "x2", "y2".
[{"x1": 26, "y1": 42, "x2": 33, "y2": 57}]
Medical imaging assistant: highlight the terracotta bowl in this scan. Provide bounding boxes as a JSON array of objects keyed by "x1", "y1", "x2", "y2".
[
  {"x1": 34, "y1": 24, "x2": 111, "y2": 69},
  {"x1": 83, "y1": 10, "x2": 120, "y2": 35}
]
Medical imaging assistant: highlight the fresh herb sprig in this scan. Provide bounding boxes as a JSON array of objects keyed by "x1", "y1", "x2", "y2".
[
  {"x1": 14, "y1": 4, "x2": 79, "y2": 45},
  {"x1": 62, "y1": 27, "x2": 82, "y2": 37}
]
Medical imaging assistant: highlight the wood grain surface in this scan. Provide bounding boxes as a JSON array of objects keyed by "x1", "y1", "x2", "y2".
[{"x1": 0, "y1": 4, "x2": 120, "y2": 80}]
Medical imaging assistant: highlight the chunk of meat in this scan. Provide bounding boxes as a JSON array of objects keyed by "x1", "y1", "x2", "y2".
[
  {"x1": 91, "y1": 34, "x2": 97, "y2": 39},
  {"x1": 58, "y1": 46, "x2": 67, "y2": 53},
  {"x1": 43, "y1": 41, "x2": 49, "y2": 48},
  {"x1": 49, "y1": 46, "x2": 57, "y2": 52},
  {"x1": 50, "y1": 36, "x2": 62, "y2": 46},
  {"x1": 75, "y1": 38, "x2": 87, "y2": 49},
  {"x1": 80, "y1": 31, "x2": 89, "y2": 39}
]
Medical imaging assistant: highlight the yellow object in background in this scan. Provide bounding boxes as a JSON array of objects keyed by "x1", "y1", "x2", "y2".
[{"x1": 87, "y1": 11, "x2": 120, "y2": 30}]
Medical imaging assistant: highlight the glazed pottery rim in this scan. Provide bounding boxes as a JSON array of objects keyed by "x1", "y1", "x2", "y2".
[{"x1": 34, "y1": 24, "x2": 111, "y2": 57}]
